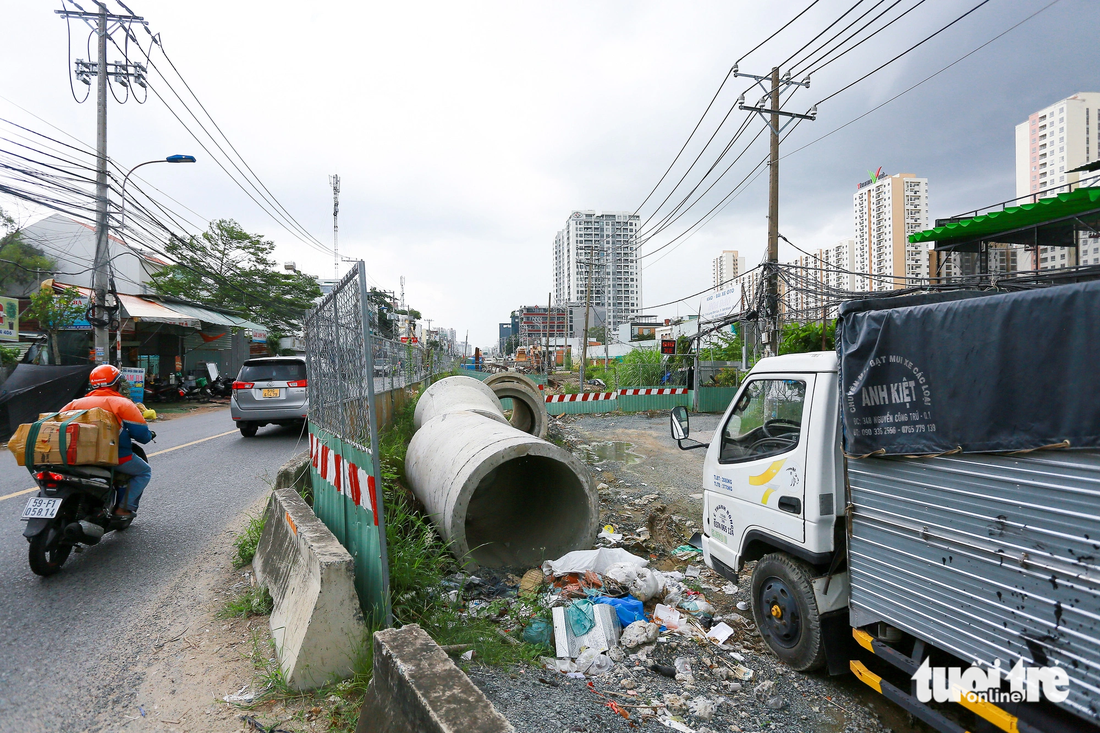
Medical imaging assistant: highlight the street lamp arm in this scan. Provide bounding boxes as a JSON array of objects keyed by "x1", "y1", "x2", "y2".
[{"x1": 118, "y1": 155, "x2": 195, "y2": 243}]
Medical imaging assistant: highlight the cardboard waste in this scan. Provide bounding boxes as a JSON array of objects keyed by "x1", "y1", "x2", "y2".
[{"x1": 8, "y1": 408, "x2": 120, "y2": 468}]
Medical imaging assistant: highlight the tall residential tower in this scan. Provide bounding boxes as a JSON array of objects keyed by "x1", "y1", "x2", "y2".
[
  {"x1": 852, "y1": 172, "x2": 929, "y2": 291},
  {"x1": 553, "y1": 211, "x2": 640, "y2": 332},
  {"x1": 712, "y1": 250, "x2": 746, "y2": 288}
]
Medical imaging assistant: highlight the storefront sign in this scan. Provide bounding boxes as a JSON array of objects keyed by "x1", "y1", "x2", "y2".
[
  {"x1": 0, "y1": 296, "x2": 18, "y2": 341},
  {"x1": 121, "y1": 367, "x2": 145, "y2": 404}
]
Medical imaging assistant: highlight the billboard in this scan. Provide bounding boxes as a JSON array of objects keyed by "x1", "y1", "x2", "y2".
[{"x1": 0, "y1": 296, "x2": 18, "y2": 341}]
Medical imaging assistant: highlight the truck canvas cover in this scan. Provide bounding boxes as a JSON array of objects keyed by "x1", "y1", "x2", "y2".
[{"x1": 836, "y1": 281, "x2": 1100, "y2": 456}]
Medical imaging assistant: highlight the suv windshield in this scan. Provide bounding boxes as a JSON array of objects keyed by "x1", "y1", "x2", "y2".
[{"x1": 238, "y1": 362, "x2": 306, "y2": 382}]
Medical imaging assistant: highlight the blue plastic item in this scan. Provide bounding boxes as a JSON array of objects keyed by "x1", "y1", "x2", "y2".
[{"x1": 593, "y1": 595, "x2": 646, "y2": 628}]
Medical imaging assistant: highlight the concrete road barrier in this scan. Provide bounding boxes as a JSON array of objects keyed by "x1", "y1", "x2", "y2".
[
  {"x1": 253, "y1": 487, "x2": 368, "y2": 690},
  {"x1": 356, "y1": 624, "x2": 513, "y2": 733}
]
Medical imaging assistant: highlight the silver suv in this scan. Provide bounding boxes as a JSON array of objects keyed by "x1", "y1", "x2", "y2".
[{"x1": 231, "y1": 357, "x2": 308, "y2": 437}]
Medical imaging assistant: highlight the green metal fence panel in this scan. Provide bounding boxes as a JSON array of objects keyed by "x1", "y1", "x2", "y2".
[
  {"x1": 546, "y1": 398, "x2": 618, "y2": 415},
  {"x1": 696, "y1": 387, "x2": 740, "y2": 414},
  {"x1": 309, "y1": 425, "x2": 387, "y2": 624},
  {"x1": 616, "y1": 388, "x2": 693, "y2": 413}
]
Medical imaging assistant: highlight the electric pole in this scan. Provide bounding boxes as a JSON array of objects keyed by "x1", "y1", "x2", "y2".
[
  {"x1": 545, "y1": 292, "x2": 552, "y2": 376},
  {"x1": 579, "y1": 260, "x2": 593, "y2": 389},
  {"x1": 329, "y1": 174, "x2": 340, "y2": 281},
  {"x1": 733, "y1": 64, "x2": 816, "y2": 356},
  {"x1": 56, "y1": 5, "x2": 147, "y2": 364}
]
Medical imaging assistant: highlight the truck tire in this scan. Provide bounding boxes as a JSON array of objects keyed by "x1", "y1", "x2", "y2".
[{"x1": 751, "y1": 552, "x2": 827, "y2": 672}]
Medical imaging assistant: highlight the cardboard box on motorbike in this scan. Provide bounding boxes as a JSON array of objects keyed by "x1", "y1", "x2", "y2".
[{"x1": 8, "y1": 408, "x2": 120, "y2": 467}]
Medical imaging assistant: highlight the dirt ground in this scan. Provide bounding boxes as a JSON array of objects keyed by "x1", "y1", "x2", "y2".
[{"x1": 79, "y1": 496, "x2": 343, "y2": 733}]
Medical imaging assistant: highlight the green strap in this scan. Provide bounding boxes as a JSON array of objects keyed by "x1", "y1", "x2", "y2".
[
  {"x1": 56, "y1": 410, "x2": 88, "y2": 466},
  {"x1": 24, "y1": 412, "x2": 60, "y2": 474}
]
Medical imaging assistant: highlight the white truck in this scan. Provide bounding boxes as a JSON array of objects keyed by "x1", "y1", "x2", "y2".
[{"x1": 672, "y1": 284, "x2": 1100, "y2": 733}]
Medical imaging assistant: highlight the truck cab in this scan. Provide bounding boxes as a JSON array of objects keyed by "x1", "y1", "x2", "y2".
[{"x1": 674, "y1": 350, "x2": 850, "y2": 673}]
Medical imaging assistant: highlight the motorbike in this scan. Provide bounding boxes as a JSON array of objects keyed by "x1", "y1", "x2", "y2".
[{"x1": 20, "y1": 439, "x2": 153, "y2": 576}]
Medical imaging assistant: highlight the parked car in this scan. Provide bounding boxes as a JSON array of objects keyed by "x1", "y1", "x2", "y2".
[{"x1": 230, "y1": 357, "x2": 308, "y2": 437}]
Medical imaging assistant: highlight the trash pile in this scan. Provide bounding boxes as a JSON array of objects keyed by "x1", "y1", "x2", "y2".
[{"x1": 449, "y1": 545, "x2": 767, "y2": 731}]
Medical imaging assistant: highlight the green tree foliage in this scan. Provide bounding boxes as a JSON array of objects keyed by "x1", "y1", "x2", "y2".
[
  {"x1": 586, "y1": 325, "x2": 607, "y2": 343},
  {"x1": 25, "y1": 286, "x2": 84, "y2": 364},
  {"x1": 779, "y1": 320, "x2": 835, "y2": 355},
  {"x1": 367, "y1": 288, "x2": 397, "y2": 339},
  {"x1": 0, "y1": 208, "x2": 54, "y2": 294},
  {"x1": 700, "y1": 332, "x2": 743, "y2": 361},
  {"x1": 150, "y1": 219, "x2": 321, "y2": 333}
]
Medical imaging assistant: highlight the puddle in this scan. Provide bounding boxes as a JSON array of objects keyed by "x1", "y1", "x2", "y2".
[{"x1": 575, "y1": 441, "x2": 645, "y2": 465}]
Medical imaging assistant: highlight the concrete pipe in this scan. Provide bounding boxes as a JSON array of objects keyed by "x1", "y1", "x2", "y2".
[
  {"x1": 413, "y1": 375, "x2": 506, "y2": 431},
  {"x1": 484, "y1": 372, "x2": 549, "y2": 440},
  {"x1": 406, "y1": 411, "x2": 597, "y2": 568}
]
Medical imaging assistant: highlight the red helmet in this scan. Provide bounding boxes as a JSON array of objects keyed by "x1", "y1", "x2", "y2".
[{"x1": 89, "y1": 364, "x2": 122, "y2": 388}]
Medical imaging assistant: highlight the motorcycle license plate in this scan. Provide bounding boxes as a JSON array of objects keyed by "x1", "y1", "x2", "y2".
[
  {"x1": 21, "y1": 497, "x2": 62, "y2": 521},
  {"x1": 262, "y1": 388, "x2": 280, "y2": 398}
]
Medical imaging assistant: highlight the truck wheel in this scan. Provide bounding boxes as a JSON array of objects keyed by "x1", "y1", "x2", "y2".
[
  {"x1": 239, "y1": 422, "x2": 257, "y2": 438},
  {"x1": 751, "y1": 552, "x2": 826, "y2": 672}
]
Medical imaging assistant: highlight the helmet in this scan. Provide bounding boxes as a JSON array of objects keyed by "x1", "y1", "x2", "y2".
[{"x1": 89, "y1": 364, "x2": 122, "y2": 388}]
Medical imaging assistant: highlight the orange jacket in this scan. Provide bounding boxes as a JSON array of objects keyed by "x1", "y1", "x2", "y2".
[{"x1": 63, "y1": 388, "x2": 152, "y2": 462}]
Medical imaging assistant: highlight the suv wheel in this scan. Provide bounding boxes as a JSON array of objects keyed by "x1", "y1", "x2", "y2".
[{"x1": 239, "y1": 422, "x2": 258, "y2": 438}]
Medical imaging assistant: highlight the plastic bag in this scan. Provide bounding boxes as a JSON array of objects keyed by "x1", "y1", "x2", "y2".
[
  {"x1": 593, "y1": 596, "x2": 646, "y2": 627},
  {"x1": 606, "y1": 563, "x2": 666, "y2": 602},
  {"x1": 523, "y1": 619, "x2": 553, "y2": 646},
  {"x1": 565, "y1": 599, "x2": 595, "y2": 636}
]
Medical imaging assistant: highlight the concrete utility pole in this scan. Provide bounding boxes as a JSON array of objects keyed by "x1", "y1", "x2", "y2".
[
  {"x1": 56, "y1": 5, "x2": 148, "y2": 364},
  {"x1": 734, "y1": 64, "x2": 816, "y2": 357},
  {"x1": 545, "y1": 292, "x2": 552, "y2": 377},
  {"x1": 579, "y1": 260, "x2": 593, "y2": 389},
  {"x1": 329, "y1": 174, "x2": 340, "y2": 281}
]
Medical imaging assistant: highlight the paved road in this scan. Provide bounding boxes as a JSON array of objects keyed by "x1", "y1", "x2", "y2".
[{"x1": 0, "y1": 408, "x2": 303, "y2": 732}]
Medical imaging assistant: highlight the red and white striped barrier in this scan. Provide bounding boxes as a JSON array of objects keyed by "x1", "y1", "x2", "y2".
[
  {"x1": 545, "y1": 392, "x2": 617, "y2": 403},
  {"x1": 617, "y1": 388, "x2": 689, "y2": 396},
  {"x1": 309, "y1": 433, "x2": 380, "y2": 525}
]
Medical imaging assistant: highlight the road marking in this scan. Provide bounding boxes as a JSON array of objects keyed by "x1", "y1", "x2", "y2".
[
  {"x1": 0, "y1": 429, "x2": 239, "y2": 503},
  {"x1": 146, "y1": 429, "x2": 238, "y2": 457}
]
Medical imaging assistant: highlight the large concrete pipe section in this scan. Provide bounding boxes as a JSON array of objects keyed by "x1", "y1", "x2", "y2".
[
  {"x1": 484, "y1": 372, "x2": 548, "y2": 439},
  {"x1": 406, "y1": 410, "x2": 597, "y2": 568},
  {"x1": 413, "y1": 375, "x2": 506, "y2": 431}
]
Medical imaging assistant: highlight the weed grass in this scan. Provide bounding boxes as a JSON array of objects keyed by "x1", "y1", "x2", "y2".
[
  {"x1": 232, "y1": 513, "x2": 265, "y2": 569},
  {"x1": 220, "y1": 584, "x2": 274, "y2": 618}
]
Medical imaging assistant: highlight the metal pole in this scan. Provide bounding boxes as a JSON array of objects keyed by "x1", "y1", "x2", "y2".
[
  {"x1": 580, "y1": 259, "x2": 592, "y2": 388},
  {"x1": 545, "y1": 292, "x2": 551, "y2": 377},
  {"x1": 766, "y1": 66, "x2": 780, "y2": 358},
  {"x1": 330, "y1": 175, "x2": 340, "y2": 281},
  {"x1": 693, "y1": 304, "x2": 701, "y2": 412},
  {"x1": 358, "y1": 262, "x2": 392, "y2": 628},
  {"x1": 92, "y1": 4, "x2": 109, "y2": 365}
]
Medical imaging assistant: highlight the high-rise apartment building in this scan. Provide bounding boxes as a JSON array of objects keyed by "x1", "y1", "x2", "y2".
[
  {"x1": 553, "y1": 211, "x2": 641, "y2": 331},
  {"x1": 852, "y1": 172, "x2": 929, "y2": 291},
  {"x1": 712, "y1": 250, "x2": 746, "y2": 288},
  {"x1": 1014, "y1": 92, "x2": 1100, "y2": 270}
]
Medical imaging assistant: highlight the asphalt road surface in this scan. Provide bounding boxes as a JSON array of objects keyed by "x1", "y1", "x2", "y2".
[{"x1": 0, "y1": 407, "x2": 303, "y2": 732}]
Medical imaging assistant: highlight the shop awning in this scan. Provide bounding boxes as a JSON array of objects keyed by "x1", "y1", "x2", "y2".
[
  {"x1": 161, "y1": 301, "x2": 242, "y2": 328},
  {"x1": 118, "y1": 294, "x2": 201, "y2": 329},
  {"x1": 910, "y1": 186, "x2": 1100, "y2": 252}
]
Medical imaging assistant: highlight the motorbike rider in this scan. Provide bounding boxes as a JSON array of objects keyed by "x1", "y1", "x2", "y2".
[{"x1": 62, "y1": 365, "x2": 153, "y2": 518}]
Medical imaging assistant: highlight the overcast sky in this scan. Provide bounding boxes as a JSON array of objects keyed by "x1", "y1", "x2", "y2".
[{"x1": 2, "y1": 0, "x2": 1098, "y2": 348}]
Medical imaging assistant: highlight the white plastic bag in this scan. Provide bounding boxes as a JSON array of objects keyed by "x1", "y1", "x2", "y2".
[{"x1": 542, "y1": 548, "x2": 648, "y2": 577}]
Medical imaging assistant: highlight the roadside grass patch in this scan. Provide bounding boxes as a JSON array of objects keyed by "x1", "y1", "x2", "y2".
[
  {"x1": 232, "y1": 513, "x2": 265, "y2": 568},
  {"x1": 220, "y1": 584, "x2": 274, "y2": 619}
]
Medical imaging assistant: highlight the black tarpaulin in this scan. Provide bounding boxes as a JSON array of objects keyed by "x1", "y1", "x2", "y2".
[
  {"x1": 0, "y1": 364, "x2": 93, "y2": 442},
  {"x1": 836, "y1": 281, "x2": 1100, "y2": 456}
]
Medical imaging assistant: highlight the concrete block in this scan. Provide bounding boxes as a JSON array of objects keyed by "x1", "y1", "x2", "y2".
[
  {"x1": 356, "y1": 624, "x2": 513, "y2": 733},
  {"x1": 253, "y1": 488, "x2": 367, "y2": 689},
  {"x1": 274, "y1": 450, "x2": 310, "y2": 492}
]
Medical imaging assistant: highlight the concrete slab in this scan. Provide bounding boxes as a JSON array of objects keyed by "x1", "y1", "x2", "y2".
[
  {"x1": 356, "y1": 624, "x2": 513, "y2": 733},
  {"x1": 253, "y1": 486, "x2": 367, "y2": 689}
]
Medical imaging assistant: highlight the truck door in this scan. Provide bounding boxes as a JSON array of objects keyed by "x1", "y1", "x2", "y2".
[{"x1": 708, "y1": 374, "x2": 813, "y2": 545}]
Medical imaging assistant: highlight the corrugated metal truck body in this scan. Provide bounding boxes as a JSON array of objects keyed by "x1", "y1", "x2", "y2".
[{"x1": 848, "y1": 450, "x2": 1100, "y2": 723}]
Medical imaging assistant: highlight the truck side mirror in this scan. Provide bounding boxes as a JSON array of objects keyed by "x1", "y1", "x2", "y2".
[{"x1": 671, "y1": 406, "x2": 690, "y2": 440}]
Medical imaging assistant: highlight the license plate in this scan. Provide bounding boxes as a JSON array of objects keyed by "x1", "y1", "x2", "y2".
[
  {"x1": 262, "y1": 388, "x2": 280, "y2": 398},
  {"x1": 21, "y1": 497, "x2": 62, "y2": 521}
]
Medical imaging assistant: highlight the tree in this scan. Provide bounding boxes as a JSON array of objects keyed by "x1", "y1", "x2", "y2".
[
  {"x1": 0, "y1": 208, "x2": 54, "y2": 294},
  {"x1": 25, "y1": 285, "x2": 84, "y2": 364},
  {"x1": 779, "y1": 320, "x2": 835, "y2": 355},
  {"x1": 587, "y1": 325, "x2": 607, "y2": 343},
  {"x1": 150, "y1": 219, "x2": 320, "y2": 333},
  {"x1": 366, "y1": 288, "x2": 397, "y2": 339}
]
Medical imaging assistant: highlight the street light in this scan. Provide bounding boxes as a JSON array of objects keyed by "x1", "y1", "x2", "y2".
[{"x1": 118, "y1": 154, "x2": 197, "y2": 243}]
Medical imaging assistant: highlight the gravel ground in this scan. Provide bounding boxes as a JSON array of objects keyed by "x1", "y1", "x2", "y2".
[{"x1": 467, "y1": 411, "x2": 934, "y2": 733}]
